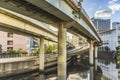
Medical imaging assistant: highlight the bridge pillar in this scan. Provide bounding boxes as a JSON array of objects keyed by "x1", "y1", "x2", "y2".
[
  {"x1": 95, "y1": 46, "x2": 98, "y2": 71},
  {"x1": 58, "y1": 23, "x2": 67, "y2": 80},
  {"x1": 89, "y1": 40, "x2": 94, "y2": 65},
  {"x1": 90, "y1": 66, "x2": 94, "y2": 80},
  {"x1": 39, "y1": 74, "x2": 45, "y2": 80},
  {"x1": 39, "y1": 37, "x2": 45, "y2": 72}
]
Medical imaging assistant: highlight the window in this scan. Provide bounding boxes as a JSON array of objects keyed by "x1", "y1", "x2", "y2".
[
  {"x1": 7, "y1": 33, "x2": 13, "y2": 38},
  {"x1": 118, "y1": 36, "x2": 120, "y2": 39},
  {"x1": 118, "y1": 41, "x2": 120, "y2": 44},
  {"x1": 7, "y1": 47, "x2": 13, "y2": 50},
  {"x1": 7, "y1": 41, "x2": 13, "y2": 45}
]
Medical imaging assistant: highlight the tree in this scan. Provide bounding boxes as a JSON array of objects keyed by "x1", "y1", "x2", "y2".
[
  {"x1": 116, "y1": 46, "x2": 120, "y2": 54},
  {"x1": 116, "y1": 46, "x2": 120, "y2": 68},
  {"x1": 17, "y1": 48, "x2": 23, "y2": 54},
  {"x1": 7, "y1": 50, "x2": 16, "y2": 54},
  {"x1": 45, "y1": 45, "x2": 56, "y2": 54},
  {"x1": 105, "y1": 46, "x2": 110, "y2": 52},
  {"x1": 0, "y1": 44, "x2": 2, "y2": 53},
  {"x1": 33, "y1": 48, "x2": 39, "y2": 56}
]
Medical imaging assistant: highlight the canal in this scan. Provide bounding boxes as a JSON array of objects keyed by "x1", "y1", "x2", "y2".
[{"x1": 0, "y1": 58, "x2": 119, "y2": 80}]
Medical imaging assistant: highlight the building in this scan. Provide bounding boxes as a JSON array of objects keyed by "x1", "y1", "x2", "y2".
[
  {"x1": 67, "y1": 35, "x2": 80, "y2": 47},
  {"x1": 112, "y1": 22, "x2": 120, "y2": 29},
  {"x1": 67, "y1": 34, "x2": 80, "y2": 48},
  {"x1": 99, "y1": 23, "x2": 120, "y2": 51},
  {"x1": 27, "y1": 37, "x2": 39, "y2": 53},
  {"x1": 0, "y1": 31, "x2": 27, "y2": 52},
  {"x1": 92, "y1": 18, "x2": 111, "y2": 32},
  {"x1": 67, "y1": 33, "x2": 88, "y2": 48},
  {"x1": 0, "y1": 31, "x2": 39, "y2": 53}
]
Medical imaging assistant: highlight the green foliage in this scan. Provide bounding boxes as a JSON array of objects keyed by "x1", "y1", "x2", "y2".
[
  {"x1": 104, "y1": 61, "x2": 110, "y2": 65},
  {"x1": 116, "y1": 46, "x2": 120, "y2": 54},
  {"x1": 105, "y1": 46, "x2": 110, "y2": 52},
  {"x1": 7, "y1": 50, "x2": 16, "y2": 54},
  {"x1": 17, "y1": 48, "x2": 23, "y2": 54},
  {"x1": 116, "y1": 46, "x2": 120, "y2": 68},
  {"x1": 0, "y1": 44, "x2": 2, "y2": 53},
  {"x1": 33, "y1": 48, "x2": 39, "y2": 56},
  {"x1": 45, "y1": 45, "x2": 57, "y2": 54}
]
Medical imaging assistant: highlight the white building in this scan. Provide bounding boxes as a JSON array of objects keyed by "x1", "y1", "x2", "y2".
[
  {"x1": 99, "y1": 22, "x2": 120, "y2": 51},
  {"x1": 98, "y1": 61, "x2": 119, "y2": 80},
  {"x1": 112, "y1": 22, "x2": 120, "y2": 29}
]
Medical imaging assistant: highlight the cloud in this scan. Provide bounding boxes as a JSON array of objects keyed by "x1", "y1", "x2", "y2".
[
  {"x1": 98, "y1": 6, "x2": 102, "y2": 9},
  {"x1": 94, "y1": 0, "x2": 120, "y2": 18},
  {"x1": 94, "y1": 9, "x2": 112, "y2": 18},
  {"x1": 108, "y1": 3, "x2": 120, "y2": 14},
  {"x1": 109, "y1": 0, "x2": 118, "y2": 4}
]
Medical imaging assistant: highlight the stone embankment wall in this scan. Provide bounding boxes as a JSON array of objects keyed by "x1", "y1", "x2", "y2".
[{"x1": 0, "y1": 56, "x2": 38, "y2": 77}]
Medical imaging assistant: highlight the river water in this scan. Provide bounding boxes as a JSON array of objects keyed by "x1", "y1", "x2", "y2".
[{"x1": 0, "y1": 59, "x2": 119, "y2": 80}]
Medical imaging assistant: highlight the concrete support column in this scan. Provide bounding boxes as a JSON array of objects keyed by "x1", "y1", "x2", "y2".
[
  {"x1": 58, "y1": 23, "x2": 67, "y2": 80},
  {"x1": 95, "y1": 46, "x2": 98, "y2": 71},
  {"x1": 90, "y1": 66, "x2": 94, "y2": 80},
  {"x1": 7, "y1": 63, "x2": 12, "y2": 71},
  {"x1": 39, "y1": 37, "x2": 45, "y2": 72},
  {"x1": 0, "y1": 64, "x2": 4, "y2": 72},
  {"x1": 89, "y1": 40, "x2": 94, "y2": 65},
  {"x1": 39, "y1": 74, "x2": 45, "y2": 80}
]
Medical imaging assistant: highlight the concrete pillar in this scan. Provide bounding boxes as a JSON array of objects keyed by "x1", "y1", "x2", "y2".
[
  {"x1": 39, "y1": 37, "x2": 45, "y2": 72},
  {"x1": 4, "y1": 63, "x2": 12, "y2": 72},
  {"x1": 90, "y1": 66, "x2": 94, "y2": 80},
  {"x1": 0, "y1": 64, "x2": 4, "y2": 72},
  {"x1": 58, "y1": 23, "x2": 67, "y2": 80},
  {"x1": 95, "y1": 46, "x2": 98, "y2": 71},
  {"x1": 89, "y1": 40, "x2": 94, "y2": 65},
  {"x1": 39, "y1": 74, "x2": 45, "y2": 80},
  {"x1": 24, "y1": 62, "x2": 28, "y2": 68},
  {"x1": 18, "y1": 62, "x2": 23, "y2": 69}
]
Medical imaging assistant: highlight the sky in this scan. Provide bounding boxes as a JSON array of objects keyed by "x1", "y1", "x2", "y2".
[{"x1": 82, "y1": 0, "x2": 120, "y2": 23}]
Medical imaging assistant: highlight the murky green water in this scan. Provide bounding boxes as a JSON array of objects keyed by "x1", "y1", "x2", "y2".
[
  {"x1": 1, "y1": 59, "x2": 119, "y2": 80},
  {"x1": 0, "y1": 61, "x2": 100, "y2": 80}
]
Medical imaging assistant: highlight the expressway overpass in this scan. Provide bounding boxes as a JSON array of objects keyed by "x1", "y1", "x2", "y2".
[
  {"x1": 0, "y1": 0, "x2": 102, "y2": 80},
  {"x1": 0, "y1": 7, "x2": 57, "y2": 42},
  {"x1": 0, "y1": 0, "x2": 101, "y2": 41}
]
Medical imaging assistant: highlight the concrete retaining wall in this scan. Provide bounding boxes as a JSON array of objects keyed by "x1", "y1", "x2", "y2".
[{"x1": 0, "y1": 56, "x2": 38, "y2": 77}]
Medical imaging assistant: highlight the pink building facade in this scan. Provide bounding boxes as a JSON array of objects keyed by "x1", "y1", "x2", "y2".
[{"x1": 0, "y1": 31, "x2": 27, "y2": 52}]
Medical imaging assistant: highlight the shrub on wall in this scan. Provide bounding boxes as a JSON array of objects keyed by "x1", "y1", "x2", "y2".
[
  {"x1": 45, "y1": 45, "x2": 57, "y2": 54},
  {"x1": 33, "y1": 48, "x2": 39, "y2": 56},
  {"x1": 7, "y1": 50, "x2": 16, "y2": 54},
  {"x1": 116, "y1": 46, "x2": 120, "y2": 68},
  {"x1": 0, "y1": 44, "x2": 2, "y2": 53},
  {"x1": 17, "y1": 48, "x2": 23, "y2": 54}
]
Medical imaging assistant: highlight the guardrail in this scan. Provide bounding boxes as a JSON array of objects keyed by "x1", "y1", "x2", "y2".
[
  {"x1": 0, "y1": 54, "x2": 37, "y2": 58},
  {"x1": 0, "y1": 45, "x2": 88, "y2": 59}
]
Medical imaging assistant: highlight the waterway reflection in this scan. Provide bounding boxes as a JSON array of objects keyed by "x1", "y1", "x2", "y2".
[
  {"x1": 0, "y1": 63, "x2": 102, "y2": 80},
  {"x1": 98, "y1": 59, "x2": 120, "y2": 80},
  {"x1": 5, "y1": 59, "x2": 120, "y2": 80}
]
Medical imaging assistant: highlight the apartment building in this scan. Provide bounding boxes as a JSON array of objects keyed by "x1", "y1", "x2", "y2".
[
  {"x1": 112, "y1": 22, "x2": 120, "y2": 29},
  {"x1": 99, "y1": 22, "x2": 120, "y2": 51},
  {"x1": 92, "y1": 18, "x2": 111, "y2": 32},
  {"x1": 67, "y1": 34, "x2": 87, "y2": 48},
  {"x1": 0, "y1": 31, "x2": 27, "y2": 52},
  {"x1": 0, "y1": 31, "x2": 39, "y2": 53}
]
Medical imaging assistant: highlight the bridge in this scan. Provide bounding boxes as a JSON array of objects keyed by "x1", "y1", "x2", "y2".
[{"x1": 0, "y1": 0, "x2": 102, "y2": 80}]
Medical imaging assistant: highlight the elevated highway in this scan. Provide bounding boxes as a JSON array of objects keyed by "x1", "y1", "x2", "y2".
[
  {"x1": 0, "y1": 0, "x2": 102, "y2": 79},
  {"x1": 0, "y1": 0, "x2": 101, "y2": 42},
  {"x1": 0, "y1": 7, "x2": 57, "y2": 42}
]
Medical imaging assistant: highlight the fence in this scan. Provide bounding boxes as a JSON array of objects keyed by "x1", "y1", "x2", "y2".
[{"x1": 0, "y1": 53, "x2": 37, "y2": 58}]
